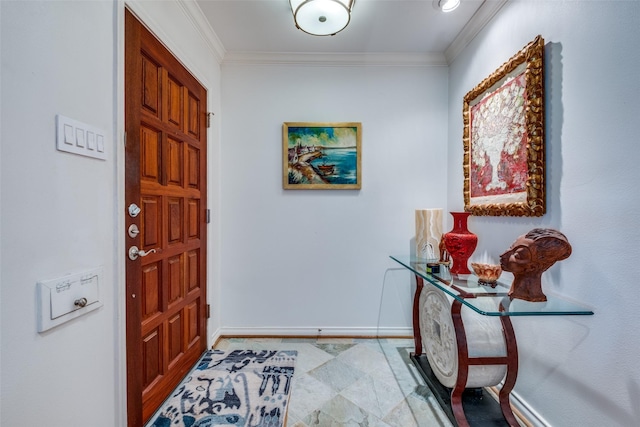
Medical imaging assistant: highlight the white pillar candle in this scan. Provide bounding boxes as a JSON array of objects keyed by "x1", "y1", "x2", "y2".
[{"x1": 415, "y1": 208, "x2": 443, "y2": 260}]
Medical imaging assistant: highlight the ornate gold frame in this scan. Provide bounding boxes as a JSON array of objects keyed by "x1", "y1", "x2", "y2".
[
  {"x1": 283, "y1": 122, "x2": 362, "y2": 190},
  {"x1": 463, "y1": 35, "x2": 545, "y2": 216}
]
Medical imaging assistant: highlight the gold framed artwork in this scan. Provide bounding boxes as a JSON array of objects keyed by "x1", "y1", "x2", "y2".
[
  {"x1": 463, "y1": 35, "x2": 546, "y2": 217},
  {"x1": 283, "y1": 122, "x2": 362, "y2": 190}
]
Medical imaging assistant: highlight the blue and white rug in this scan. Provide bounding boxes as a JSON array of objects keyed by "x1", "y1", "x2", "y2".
[{"x1": 148, "y1": 349, "x2": 297, "y2": 427}]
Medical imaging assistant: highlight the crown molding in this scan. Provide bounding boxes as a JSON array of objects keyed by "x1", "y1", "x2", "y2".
[
  {"x1": 176, "y1": 0, "x2": 226, "y2": 64},
  {"x1": 445, "y1": 0, "x2": 509, "y2": 64},
  {"x1": 222, "y1": 52, "x2": 448, "y2": 67}
]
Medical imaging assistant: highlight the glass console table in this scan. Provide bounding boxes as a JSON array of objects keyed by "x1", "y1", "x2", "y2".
[{"x1": 390, "y1": 255, "x2": 593, "y2": 427}]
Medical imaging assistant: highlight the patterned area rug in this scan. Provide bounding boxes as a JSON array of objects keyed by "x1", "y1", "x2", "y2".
[{"x1": 148, "y1": 349, "x2": 297, "y2": 427}]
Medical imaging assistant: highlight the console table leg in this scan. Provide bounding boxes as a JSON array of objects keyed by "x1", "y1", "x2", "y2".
[
  {"x1": 412, "y1": 276, "x2": 424, "y2": 356},
  {"x1": 450, "y1": 299, "x2": 520, "y2": 427},
  {"x1": 451, "y1": 299, "x2": 471, "y2": 427},
  {"x1": 499, "y1": 312, "x2": 520, "y2": 427}
]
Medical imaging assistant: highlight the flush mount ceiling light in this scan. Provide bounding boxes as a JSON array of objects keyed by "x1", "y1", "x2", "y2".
[
  {"x1": 290, "y1": 0, "x2": 355, "y2": 36},
  {"x1": 436, "y1": 0, "x2": 460, "y2": 13}
]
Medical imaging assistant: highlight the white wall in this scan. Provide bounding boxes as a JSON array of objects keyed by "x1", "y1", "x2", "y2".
[
  {"x1": 447, "y1": 1, "x2": 640, "y2": 425},
  {"x1": 220, "y1": 63, "x2": 449, "y2": 335},
  {"x1": 1, "y1": 1, "x2": 118, "y2": 425},
  {"x1": 0, "y1": 1, "x2": 221, "y2": 426}
]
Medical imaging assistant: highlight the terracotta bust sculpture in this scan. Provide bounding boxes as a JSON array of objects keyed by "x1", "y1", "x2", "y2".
[{"x1": 499, "y1": 228, "x2": 572, "y2": 302}]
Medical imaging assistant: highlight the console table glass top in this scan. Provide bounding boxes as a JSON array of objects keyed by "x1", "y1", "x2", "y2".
[{"x1": 390, "y1": 255, "x2": 594, "y2": 317}]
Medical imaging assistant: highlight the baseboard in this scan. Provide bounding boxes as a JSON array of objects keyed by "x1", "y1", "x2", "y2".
[
  {"x1": 487, "y1": 385, "x2": 550, "y2": 427},
  {"x1": 209, "y1": 329, "x2": 223, "y2": 348},
  {"x1": 211, "y1": 326, "x2": 412, "y2": 341},
  {"x1": 508, "y1": 390, "x2": 551, "y2": 427}
]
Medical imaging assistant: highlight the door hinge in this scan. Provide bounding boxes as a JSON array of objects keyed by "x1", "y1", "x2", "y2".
[
  {"x1": 206, "y1": 209, "x2": 211, "y2": 224},
  {"x1": 124, "y1": 131, "x2": 127, "y2": 147},
  {"x1": 207, "y1": 112, "x2": 214, "y2": 128},
  {"x1": 206, "y1": 304, "x2": 211, "y2": 319}
]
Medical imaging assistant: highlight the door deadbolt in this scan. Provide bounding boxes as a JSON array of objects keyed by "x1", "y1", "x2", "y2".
[
  {"x1": 128, "y1": 203, "x2": 141, "y2": 218},
  {"x1": 128, "y1": 224, "x2": 140, "y2": 238}
]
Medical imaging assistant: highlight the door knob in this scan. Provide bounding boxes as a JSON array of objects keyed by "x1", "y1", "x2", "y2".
[{"x1": 128, "y1": 246, "x2": 158, "y2": 261}]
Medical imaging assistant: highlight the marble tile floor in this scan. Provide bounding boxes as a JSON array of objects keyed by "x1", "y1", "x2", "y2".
[{"x1": 213, "y1": 337, "x2": 453, "y2": 427}]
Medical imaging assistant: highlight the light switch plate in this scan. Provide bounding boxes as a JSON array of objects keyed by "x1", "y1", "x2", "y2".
[
  {"x1": 37, "y1": 266, "x2": 104, "y2": 332},
  {"x1": 56, "y1": 115, "x2": 107, "y2": 160}
]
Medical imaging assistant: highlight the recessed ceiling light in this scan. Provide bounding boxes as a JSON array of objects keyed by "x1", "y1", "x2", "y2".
[{"x1": 435, "y1": 0, "x2": 461, "y2": 13}]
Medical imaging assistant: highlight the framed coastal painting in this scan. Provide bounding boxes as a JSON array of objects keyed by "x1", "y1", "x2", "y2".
[
  {"x1": 283, "y1": 122, "x2": 362, "y2": 190},
  {"x1": 463, "y1": 35, "x2": 546, "y2": 217}
]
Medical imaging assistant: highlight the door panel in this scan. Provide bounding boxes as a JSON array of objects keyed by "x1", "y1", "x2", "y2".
[
  {"x1": 167, "y1": 76, "x2": 184, "y2": 129},
  {"x1": 125, "y1": 9, "x2": 208, "y2": 426},
  {"x1": 167, "y1": 138, "x2": 184, "y2": 186},
  {"x1": 188, "y1": 200, "x2": 200, "y2": 239},
  {"x1": 142, "y1": 329, "x2": 162, "y2": 387},
  {"x1": 187, "y1": 145, "x2": 200, "y2": 188},
  {"x1": 142, "y1": 56, "x2": 161, "y2": 115},
  {"x1": 167, "y1": 255, "x2": 183, "y2": 305},
  {"x1": 142, "y1": 262, "x2": 161, "y2": 318},
  {"x1": 140, "y1": 125, "x2": 161, "y2": 181}
]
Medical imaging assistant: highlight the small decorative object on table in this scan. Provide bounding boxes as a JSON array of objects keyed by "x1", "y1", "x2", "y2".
[
  {"x1": 438, "y1": 237, "x2": 450, "y2": 267},
  {"x1": 500, "y1": 228, "x2": 572, "y2": 302},
  {"x1": 443, "y1": 211, "x2": 477, "y2": 275},
  {"x1": 471, "y1": 262, "x2": 502, "y2": 287},
  {"x1": 426, "y1": 262, "x2": 440, "y2": 274}
]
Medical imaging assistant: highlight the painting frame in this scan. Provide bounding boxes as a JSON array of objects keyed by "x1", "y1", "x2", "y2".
[
  {"x1": 283, "y1": 122, "x2": 362, "y2": 190},
  {"x1": 463, "y1": 35, "x2": 546, "y2": 217}
]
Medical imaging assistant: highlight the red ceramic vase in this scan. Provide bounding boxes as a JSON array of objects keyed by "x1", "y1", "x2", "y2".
[{"x1": 443, "y1": 212, "x2": 478, "y2": 275}]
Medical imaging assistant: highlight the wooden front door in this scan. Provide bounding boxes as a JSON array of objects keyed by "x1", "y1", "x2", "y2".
[{"x1": 125, "y1": 9, "x2": 208, "y2": 426}]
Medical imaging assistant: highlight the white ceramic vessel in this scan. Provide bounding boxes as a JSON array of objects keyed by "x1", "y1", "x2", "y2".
[{"x1": 419, "y1": 286, "x2": 507, "y2": 388}]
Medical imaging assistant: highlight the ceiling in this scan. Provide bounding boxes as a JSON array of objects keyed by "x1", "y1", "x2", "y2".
[{"x1": 196, "y1": 0, "x2": 506, "y2": 61}]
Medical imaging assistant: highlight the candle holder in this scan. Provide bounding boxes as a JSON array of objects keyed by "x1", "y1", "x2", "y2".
[{"x1": 471, "y1": 262, "x2": 502, "y2": 287}]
